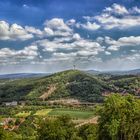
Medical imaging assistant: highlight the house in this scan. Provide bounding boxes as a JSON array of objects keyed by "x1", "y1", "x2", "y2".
[{"x1": 4, "y1": 101, "x2": 18, "y2": 106}]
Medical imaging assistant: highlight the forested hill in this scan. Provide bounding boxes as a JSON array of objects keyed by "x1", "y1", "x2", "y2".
[
  {"x1": 0, "y1": 70, "x2": 109, "y2": 102},
  {"x1": 0, "y1": 70, "x2": 140, "y2": 103}
]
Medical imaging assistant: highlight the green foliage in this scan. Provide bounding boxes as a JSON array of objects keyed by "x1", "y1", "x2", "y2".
[
  {"x1": 15, "y1": 115, "x2": 37, "y2": 139},
  {"x1": 37, "y1": 115, "x2": 79, "y2": 140},
  {"x1": 48, "y1": 108, "x2": 95, "y2": 119},
  {"x1": 0, "y1": 127, "x2": 6, "y2": 140},
  {"x1": 0, "y1": 70, "x2": 109, "y2": 102},
  {"x1": 78, "y1": 124, "x2": 97, "y2": 140},
  {"x1": 98, "y1": 94, "x2": 140, "y2": 140},
  {"x1": 0, "y1": 70, "x2": 140, "y2": 103},
  {"x1": 37, "y1": 115, "x2": 98, "y2": 140}
]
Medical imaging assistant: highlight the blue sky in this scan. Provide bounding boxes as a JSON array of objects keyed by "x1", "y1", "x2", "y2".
[{"x1": 0, "y1": 0, "x2": 140, "y2": 73}]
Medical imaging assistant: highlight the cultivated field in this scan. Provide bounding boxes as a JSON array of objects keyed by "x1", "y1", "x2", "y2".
[{"x1": 10, "y1": 107, "x2": 95, "y2": 119}]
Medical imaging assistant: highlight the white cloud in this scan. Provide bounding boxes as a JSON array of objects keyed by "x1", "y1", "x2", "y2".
[
  {"x1": 118, "y1": 36, "x2": 140, "y2": 46},
  {"x1": 44, "y1": 27, "x2": 54, "y2": 36},
  {"x1": 44, "y1": 18, "x2": 71, "y2": 32},
  {"x1": 25, "y1": 26, "x2": 43, "y2": 36},
  {"x1": 105, "y1": 51, "x2": 111, "y2": 55},
  {"x1": 0, "y1": 18, "x2": 74, "y2": 41},
  {"x1": 34, "y1": 35, "x2": 104, "y2": 61},
  {"x1": 43, "y1": 18, "x2": 73, "y2": 37},
  {"x1": 73, "y1": 33, "x2": 81, "y2": 40},
  {"x1": 106, "y1": 36, "x2": 140, "y2": 51},
  {"x1": 52, "y1": 52, "x2": 77, "y2": 60},
  {"x1": 82, "y1": 4, "x2": 140, "y2": 30},
  {"x1": 103, "y1": 3, "x2": 128, "y2": 15},
  {"x1": 107, "y1": 45, "x2": 119, "y2": 51},
  {"x1": 80, "y1": 22, "x2": 100, "y2": 31},
  {"x1": 0, "y1": 45, "x2": 38, "y2": 64},
  {"x1": 66, "y1": 19, "x2": 76, "y2": 26},
  {"x1": 0, "y1": 21, "x2": 34, "y2": 41},
  {"x1": 95, "y1": 14, "x2": 140, "y2": 29},
  {"x1": 130, "y1": 6, "x2": 140, "y2": 14},
  {"x1": 1, "y1": 12, "x2": 140, "y2": 72},
  {"x1": 95, "y1": 4, "x2": 140, "y2": 29}
]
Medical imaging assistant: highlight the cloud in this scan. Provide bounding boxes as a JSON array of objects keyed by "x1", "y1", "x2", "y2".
[
  {"x1": 44, "y1": 18, "x2": 71, "y2": 31},
  {"x1": 25, "y1": 26, "x2": 43, "y2": 36},
  {"x1": 73, "y1": 33, "x2": 81, "y2": 40},
  {"x1": 97, "y1": 52, "x2": 140, "y2": 71},
  {"x1": 0, "y1": 18, "x2": 74, "y2": 41},
  {"x1": 95, "y1": 4, "x2": 140, "y2": 30},
  {"x1": 0, "y1": 45, "x2": 38, "y2": 65},
  {"x1": 34, "y1": 34, "x2": 104, "y2": 61},
  {"x1": 0, "y1": 18, "x2": 73, "y2": 41},
  {"x1": 0, "y1": 21, "x2": 34, "y2": 41},
  {"x1": 43, "y1": 18, "x2": 73, "y2": 37},
  {"x1": 105, "y1": 51, "x2": 111, "y2": 55},
  {"x1": 78, "y1": 22, "x2": 100, "y2": 31},
  {"x1": 95, "y1": 14, "x2": 140, "y2": 30},
  {"x1": 66, "y1": 19, "x2": 76, "y2": 26},
  {"x1": 82, "y1": 4, "x2": 140, "y2": 30},
  {"x1": 103, "y1": 3, "x2": 128, "y2": 16},
  {"x1": 1, "y1": 6, "x2": 140, "y2": 73},
  {"x1": 130, "y1": 6, "x2": 140, "y2": 14},
  {"x1": 106, "y1": 36, "x2": 140, "y2": 51}
]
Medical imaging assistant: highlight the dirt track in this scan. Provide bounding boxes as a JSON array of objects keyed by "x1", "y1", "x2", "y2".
[
  {"x1": 39, "y1": 85, "x2": 56, "y2": 101},
  {"x1": 75, "y1": 116, "x2": 98, "y2": 128}
]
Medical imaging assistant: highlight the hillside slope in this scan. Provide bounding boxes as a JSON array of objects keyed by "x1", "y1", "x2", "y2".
[
  {"x1": 0, "y1": 70, "x2": 140, "y2": 103},
  {"x1": 0, "y1": 70, "x2": 110, "y2": 102}
]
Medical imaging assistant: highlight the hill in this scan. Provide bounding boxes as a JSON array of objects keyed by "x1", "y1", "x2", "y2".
[
  {"x1": 0, "y1": 70, "x2": 140, "y2": 103},
  {"x1": 0, "y1": 70, "x2": 110, "y2": 103}
]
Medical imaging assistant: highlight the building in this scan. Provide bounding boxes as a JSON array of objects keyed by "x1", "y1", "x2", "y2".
[{"x1": 4, "y1": 101, "x2": 18, "y2": 106}]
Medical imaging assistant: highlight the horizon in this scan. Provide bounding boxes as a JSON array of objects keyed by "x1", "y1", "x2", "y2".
[
  {"x1": 0, "y1": 68, "x2": 140, "y2": 75},
  {"x1": 0, "y1": 0, "x2": 140, "y2": 73}
]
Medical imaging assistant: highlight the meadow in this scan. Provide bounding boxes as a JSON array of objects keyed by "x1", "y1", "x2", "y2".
[
  {"x1": 14, "y1": 107, "x2": 95, "y2": 119},
  {"x1": 48, "y1": 108, "x2": 95, "y2": 119}
]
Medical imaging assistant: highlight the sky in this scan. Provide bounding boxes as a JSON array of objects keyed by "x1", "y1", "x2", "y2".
[{"x1": 0, "y1": 0, "x2": 140, "y2": 74}]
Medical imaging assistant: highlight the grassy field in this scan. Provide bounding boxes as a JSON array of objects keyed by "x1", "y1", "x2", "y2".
[
  {"x1": 34, "y1": 109, "x2": 52, "y2": 116},
  {"x1": 15, "y1": 111, "x2": 31, "y2": 117},
  {"x1": 48, "y1": 108, "x2": 95, "y2": 119},
  {"x1": 14, "y1": 107, "x2": 95, "y2": 119}
]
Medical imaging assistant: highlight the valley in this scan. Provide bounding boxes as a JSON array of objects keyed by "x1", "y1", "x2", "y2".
[{"x1": 0, "y1": 70, "x2": 140, "y2": 139}]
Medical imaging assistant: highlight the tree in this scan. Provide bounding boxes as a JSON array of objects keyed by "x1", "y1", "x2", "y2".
[
  {"x1": 0, "y1": 127, "x2": 6, "y2": 140},
  {"x1": 37, "y1": 115, "x2": 79, "y2": 140},
  {"x1": 78, "y1": 124, "x2": 97, "y2": 140},
  {"x1": 97, "y1": 94, "x2": 140, "y2": 140}
]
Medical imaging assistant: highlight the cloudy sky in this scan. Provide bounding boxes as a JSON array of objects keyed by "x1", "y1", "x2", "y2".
[{"x1": 0, "y1": 0, "x2": 140, "y2": 74}]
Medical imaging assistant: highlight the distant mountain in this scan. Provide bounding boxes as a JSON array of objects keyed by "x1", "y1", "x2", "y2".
[
  {"x1": 86, "y1": 70, "x2": 101, "y2": 75},
  {"x1": 86, "y1": 69, "x2": 140, "y2": 75},
  {"x1": 0, "y1": 73, "x2": 51, "y2": 79},
  {"x1": 103, "y1": 69, "x2": 140, "y2": 75},
  {"x1": 1, "y1": 69, "x2": 139, "y2": 80}
]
